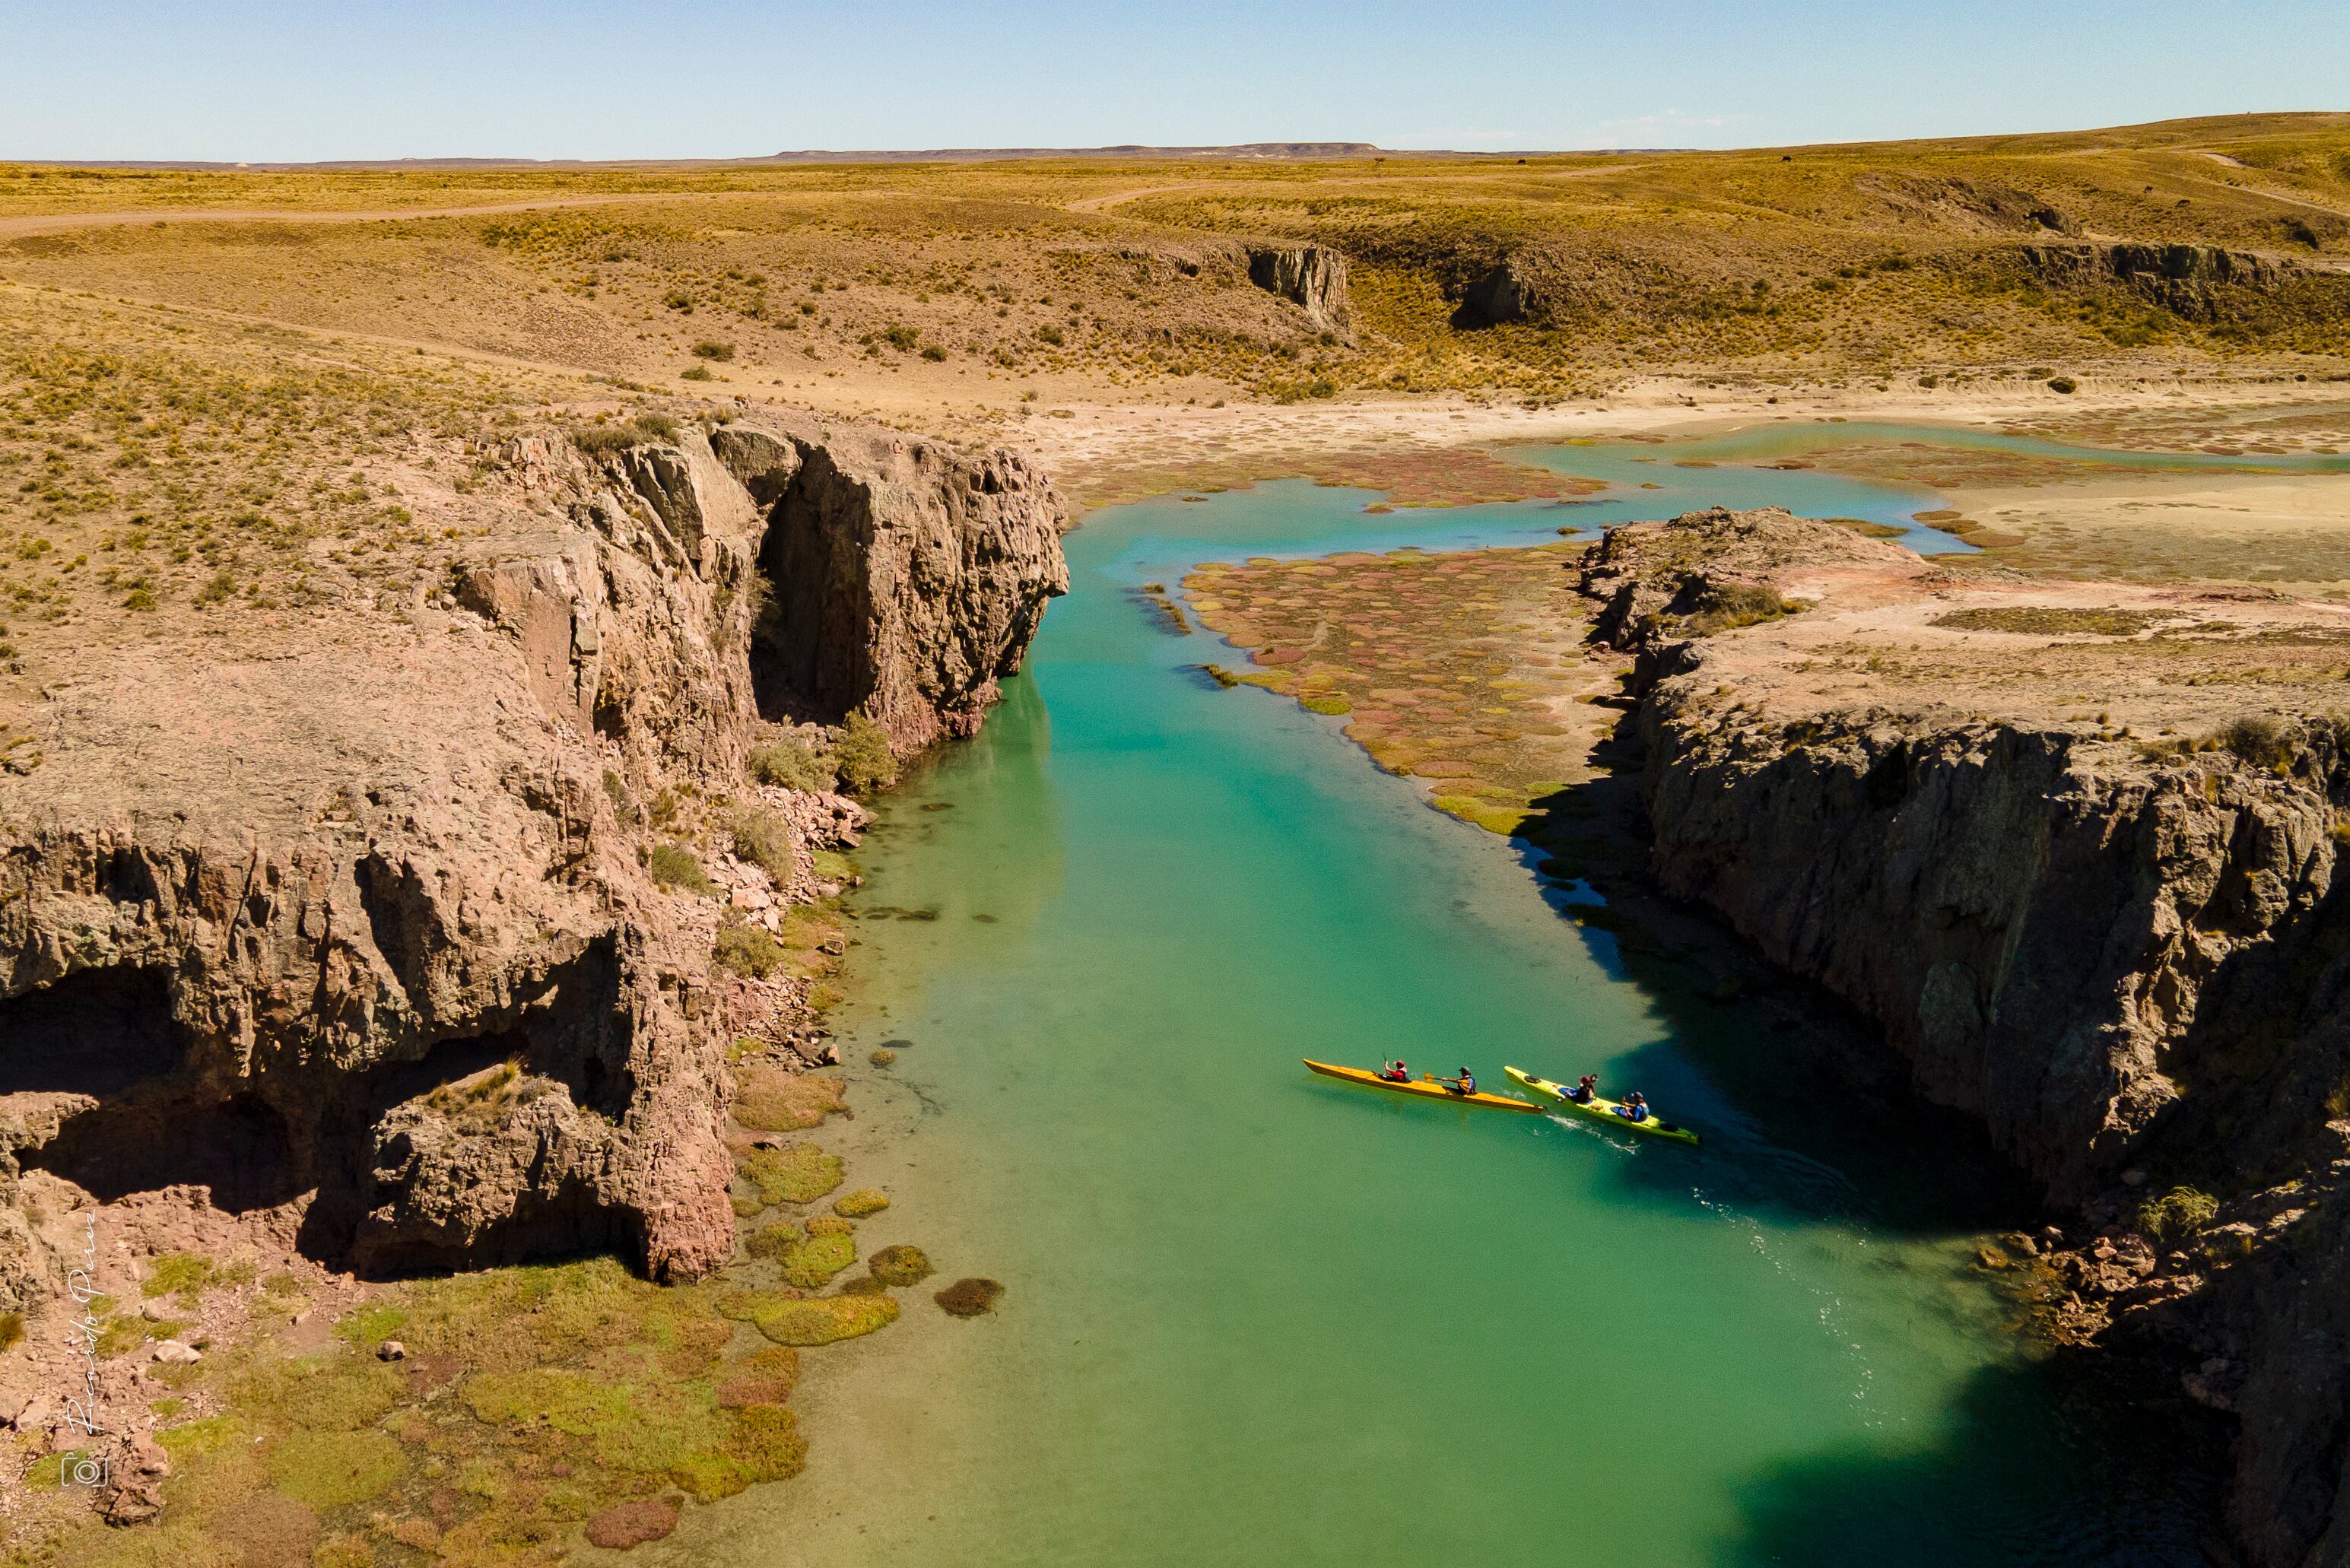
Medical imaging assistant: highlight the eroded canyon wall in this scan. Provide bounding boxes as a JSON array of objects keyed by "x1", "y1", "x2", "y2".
[{"x1": 0, "y1": 418, "x2": 1065, "y2": 1301}]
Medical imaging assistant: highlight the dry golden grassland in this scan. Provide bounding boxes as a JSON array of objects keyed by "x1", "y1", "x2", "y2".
[{"x1": 3, "y1": 113, "x2": 2348, "y2": 430}]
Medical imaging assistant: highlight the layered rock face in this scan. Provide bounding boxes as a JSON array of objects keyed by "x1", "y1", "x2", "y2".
[
  {"x1": 1245, "y1": 245, "x2": 1355, "y2": 339},
  {"x1": 0, "y1": 418, "x2": 1065, "y2": 1297},
  {"x1": 1579, "y1": 507, "x2": 2350, "y2": 1566},
  {"x1": 1452, "y1": 259, "x2": 1545, "y2": 328},
  {"x1": 2015, "y1": 240, "x2": 2345, "y2": 322},
  {"x1": 742, "y1": 427, "x2": 1069, "y2": 750}
]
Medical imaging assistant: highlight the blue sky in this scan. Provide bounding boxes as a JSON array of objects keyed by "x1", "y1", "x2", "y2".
[{"x1": 4, "y1": 1, "x2": 2344, "y2": 162}]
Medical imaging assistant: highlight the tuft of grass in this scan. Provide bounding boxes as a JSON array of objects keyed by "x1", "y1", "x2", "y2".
[
  {"x1": 832, "y1": 1188, "x2": 890, "y2": 1218},
  {"x1": 2140, "y1": 1186, "x2": 2219, "y2": 1244},
  {"x1": 0, "y1": 1312, "x2": 21, "y2": 1352},
  {"x1": 1932, "y1": 605, "x2": 2164, "y2": 636},
  {"x1": 681, "y1": 364, "x2": 716, "y2": 381},
  {"x1": 142, "y1": 1251, "x2": 215, "y2": 1300},
  {"x1": 691, "y1": 340, "x2": 735, "y2": 361},
  {"x1": 646, "y1": 842, "x2": 716, "y2": 895},
  {"x1": 1682, "y1": 581, "x2": 1797, "y2": 636}
]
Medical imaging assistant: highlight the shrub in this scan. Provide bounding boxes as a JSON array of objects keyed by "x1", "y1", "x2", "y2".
[
  {"x1": 714, "y1": 925, "x2": 784, "y2": 979},
  {"x1": 1683, "y1": 581, "x2": 1795, "y2": 636},
  {"x1": 681, "y1": 364, "x2": 715, "y2": 382},
  {"x1": 663, "y1": 289, "x2": 694, "y2": 312},
  {"x1": 2047, "y1": 376, "x2": 2078, "y2": 394},
  {"x1": 2217, "y1": 714, "x2": 2294, "y2": 770},
  {"x1": 1035, "y1": 324, "x2": 1065, "y2": 346},
  {"x1": 749, "y1": 735, "x2": 836, "y2": 792},
  {"x1": 122, "y1": 587, "x2": 156, "y2": 610},
  {"x1": 691, "y1": 340, "x2": 735, "y2": 361},
  {"x1": 195, "y1": 569, "x2": 235, "y2": 605},
  {"x1": 646, "y1": 843, "x2": 716, "y2": 895},
  {"x1": 0, "y1": 1312, "x2": 21, "y2": 1352},
  {"x1": 880, "y1": 324, "x2": 918, "y2": 352},
  {"x1": 729, "y1": 805, "x2": 796, "y2": 881},
  {"x1": 2140, "y1": 1186, "x2": 2218, "y2": 1243},
  {"x1": 920, "y1": 344, "x2": 948, "y2": 361},
  {"x1": 831, "y1": 712, "x2": 899, "y2": 796}
]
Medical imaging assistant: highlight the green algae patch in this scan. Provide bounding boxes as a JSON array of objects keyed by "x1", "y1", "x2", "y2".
[
  {"x1": 868, "y1": 1245, "x2": 935, "y2": 1288},
  {"x1": 734, "y1": 1068, "x2": 847, "y2": 1132},
  {"x1": 832, "y1": 1188, "x2": 890, "y2": 1218},
  {"x1": 739, "y1": 1142, "x2": 845, "y2": 1206},
  {"x1": 745, "y1": 1221, "x2": 802, "y2": 1259},
  {"x1": 779, "y1": 1231, "x2": 858, "y2": 1289},
  {"x1": 752, "y1": 1293, "x2": 900, "y2": 1347}
]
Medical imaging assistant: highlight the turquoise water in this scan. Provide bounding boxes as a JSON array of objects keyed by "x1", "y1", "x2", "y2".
[{"x1": 694, "y1": 441, "x2": 2209, "y2": 1566}]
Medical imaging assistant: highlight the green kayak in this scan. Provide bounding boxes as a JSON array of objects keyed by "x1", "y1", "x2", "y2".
[{"x1": 1505, "y1": 1066, "x2": 1701, "y2": 1147}]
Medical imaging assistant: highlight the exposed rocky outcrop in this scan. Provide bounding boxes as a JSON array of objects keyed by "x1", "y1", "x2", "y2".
[
  {"x1": 748, "y1": 429, "x2": 1069, "y2": 750},
  {"x1": 1451, "y1": 257, "x2": 1546, "y2": 328},
  {"x1": 1575, "y1": 506, "x2": 2350, "y2": 1568},
  {"x1": 2014, "y1": 241, "x2": 2337, "y2": 321},
  {"x1": 1245, "y1": 245, "x2": 1354, "y2": 338},
  {"x1": 0, "y1": 416, "x2": 1066, "y2": 1299}
]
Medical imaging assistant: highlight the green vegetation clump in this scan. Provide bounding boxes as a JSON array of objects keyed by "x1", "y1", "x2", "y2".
[
  {"x1": 0, "y1": 1311, "x2": 21, "y2": 1351},
  {"x1": 777, "y1": 1230, "x2": 857, "y2": 1289},
  {"x1": 646, "y1": 842, "x2": 716, "y2": 894},
  {"x1": 1682, "y1": 582, "x2": 1798, "y2": 636},
  {"x1": 867, "y1": 1245, "x2": 933, "y2": 1288},
  {"x1": 691, "y1": 339, "x2": 735, "y2": 360},
  {"x1": 832, "y1": 1188, "x2": 890, "y2": 1218},
  {"x1": 1932, "y1": 605, "x2": 2166, "y2": 636},
  {"x1": 729, "y1": 805, "x2": 796, "y2": 881},
  {"x1": 749, "y1": 734, "x2": 837, "y2": 792},
  {"x1": 142, "y1": 1251, "x2": 216, "y2": 1301},
  {"x1": 2217, "y1": 713, "x2": 2296, "y2": 770},
  {"x1": 738, "y1": 1142, "x2": 844, "y2": 1207},
  {"x1": 714, "y1": 923, "x2": 785, "y2": 979},
  {"x1": 751, "y1": 1293, "x2": 899, "y2": 1347},
  {"x1": 744, "y1": 1222, "x2": 800, "y2": 1260},
  {"x1": 830, "y1": 712, "x2": 899, "y2": 795},
  {"x1": 734, "y1": 1067, "x2": 847, "y2": 1132},
  {"x1": 2141, "y1": 1186, "x2": 2220, "y2": 1243}
]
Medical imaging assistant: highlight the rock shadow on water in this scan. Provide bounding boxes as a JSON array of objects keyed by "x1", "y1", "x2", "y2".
[{"x1": 1720, "y1": 1352, "x2": 2223, "y2": 1568}]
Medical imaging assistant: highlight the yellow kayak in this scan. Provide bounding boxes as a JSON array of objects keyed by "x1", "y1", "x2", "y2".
[
  {"x1": 1505, "y1": 1066, "x2": 1701, "y2": 1146},
  {"x1": 1304, "y1": 1060, "x2": 1542, "y2": 1113}
]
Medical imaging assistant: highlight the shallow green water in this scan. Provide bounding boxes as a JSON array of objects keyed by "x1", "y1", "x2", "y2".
[{"x1": 703, "y1": 436, "x2": 2211, "y2": 1566}]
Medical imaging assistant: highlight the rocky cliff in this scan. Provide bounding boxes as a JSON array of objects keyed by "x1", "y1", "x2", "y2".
[
  {"x1": 1577, "y1": 506, "x2": 2350, "y2": 1567},
  {"x1": 0, "y1": 416, "x2": 1065, "y2": 1303},
  {"x1": 1246, "y1": 245, "x2": 1355, "y2": 340}
]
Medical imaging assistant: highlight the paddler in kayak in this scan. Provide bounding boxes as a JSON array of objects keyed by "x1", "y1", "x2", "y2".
[
  {"x1": 1618, "y1": 1091, "x2": 1651, "y2": 1124},
  {"x1": 1378, "y1": 1059, "x2": 1412, "y2": 1084},
  {"x1": 1568, "y1": 1074, "x2": 1599, "y2": 1105},
  {"x1": 1434, "y1": 1066, "x2": 1476, "y2": 1097}
]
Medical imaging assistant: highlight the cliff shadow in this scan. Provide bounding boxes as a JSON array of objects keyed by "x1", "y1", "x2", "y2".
[
  {"x1": 2, "y1": 965, "x2": 306, "y2": 1213},
  {"x1": 1507, "y1": 713, "x2": 2046, "y2": 1239},
  {"x1": 1719, "y1": 1351, "x2": 2223, "y2": 1567}
]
